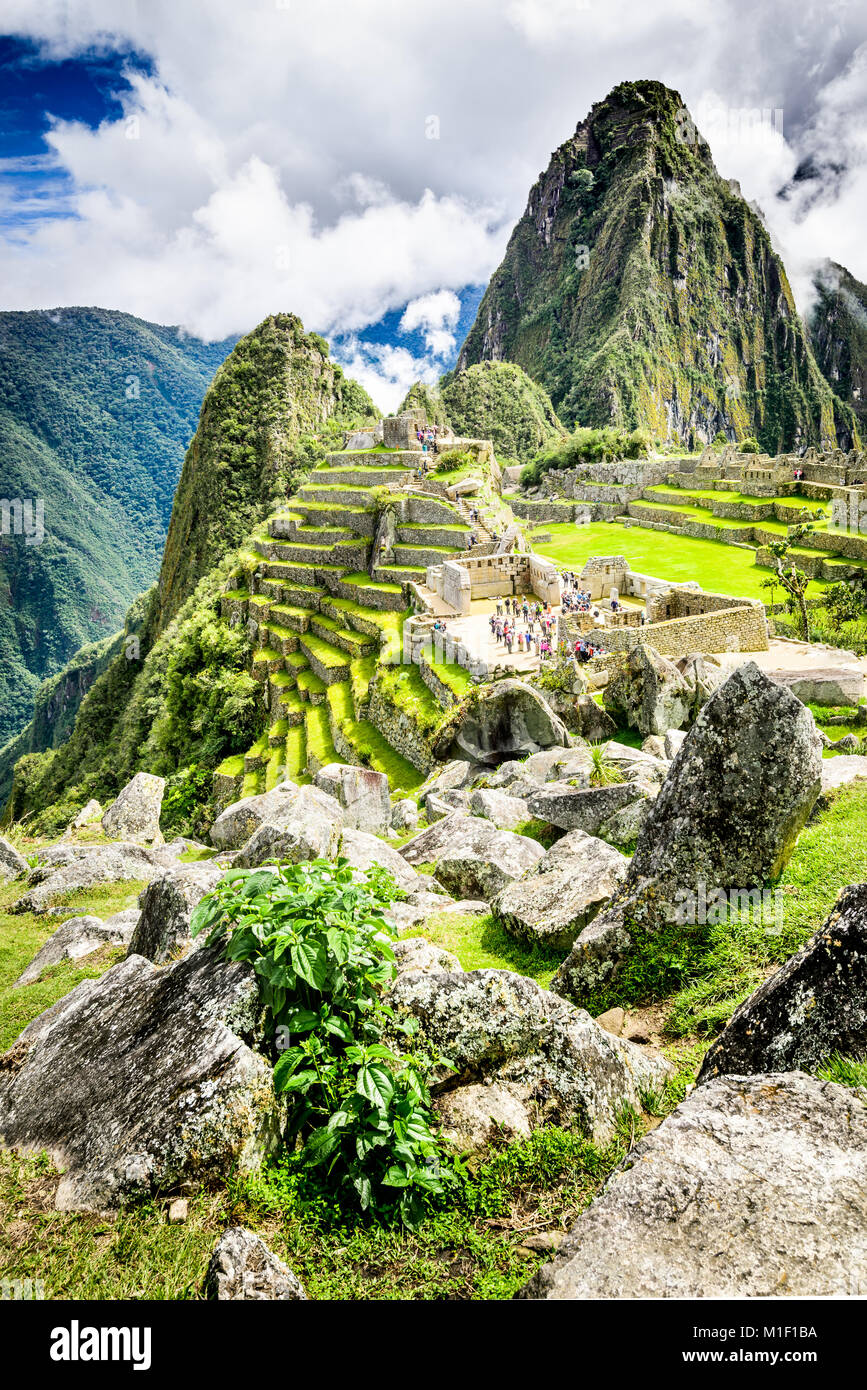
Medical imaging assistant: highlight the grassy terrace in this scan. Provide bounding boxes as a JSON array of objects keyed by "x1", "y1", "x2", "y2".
[{"x1": 529, "y1": 521, "x2": 833, "y2": 601}]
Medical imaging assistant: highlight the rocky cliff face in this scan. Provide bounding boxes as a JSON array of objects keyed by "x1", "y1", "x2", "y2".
[
  {"x1": 458, "y1": 80, "x2": 856, "y2": 452},
  {"x1": 158, "y1": 313, "x2": 378, "y2": 626},
  {"x1": 808, "y1": 261, "x2": 867, "y2": 431}
]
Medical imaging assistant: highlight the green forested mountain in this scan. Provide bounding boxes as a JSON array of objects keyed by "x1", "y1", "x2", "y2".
[
  {"x1": 0, "y1": 307, "x2": 236, "y2": 745},
  {"x1": 457, "y1": 80, "x2": 857, "y2": 453},
  {"x1": 398, "y1": 361, "x2": 565, "y2": 463},
  {"x1": 2, "y1": 315, "x2": 379, "y2": 819},
  {"x1": 808, "y1": 261, "x2": 867, "y2": 430}
]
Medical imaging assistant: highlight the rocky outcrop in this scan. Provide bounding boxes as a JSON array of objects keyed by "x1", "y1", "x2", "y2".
[
  {"x1": 0, "y1": 948, "x2": 279, "y2": 1211},
  {"x1": 235, "y1": 785, "x2": 343, "y2": 869},
  {"x1": 128, "y1": 861, "x2": 226, "y2": 964},
  {"x1": 11, "y1": 843, "x2": 170, "y2": 915},
  {"x1": 467, "y1": 788, "x2": 531, "y2": 830},
  {"x1": 208, "y1": 781, "x2": 301, "y2": 850},
  {"x1": 698, "y1": 884, "x2": 867, "y2": 1081},
  {"x1": 523, "y1": 1074, "x2": 867, "y2": 1299},
  {"x1": 204, "y1": 1228, "x2": 307, "y2": 1301},
  {"x1": 554, "y1": 664, "x2": 823, "y2": 1003},
  {"x1": 338, "y1": 828, "x2": 421, "y2": 896},
  {"x1": 390, "y1": 968, "x2": 671, "y2": 1146},
  {"x1": 13, "y1": 910, "x2": 139, "y2": 987},
  {"x1": 400, "y1": 815, "x2": 544, "y2": 900},
  {"x1": 603, "y1": 644, "x2": 701, "y2": 737},
  {"x1": 0, "y1": 837, "x2": 28, "y2": 881},
  {"x1": 391, "y1": 798, "x2": 419, "y2": 834},
  {"x1": 524, "y1": 781, "x2": 643, "y2": 834},
  {"x1": 101, "y1": 772, "x2": 166, "y2": 845},
  {"x1": 492, "y1": 831, "x2": 628, "y2": 952},
  {"x1": 438, "y1": 680, "x2": 570, "y2": 766},
  {"x1": 314, "y1": 763, "x2": 390, "y2": 834},
  {"x1": 393, "y1": 937, "x2": 462, "y2": 978},
  {"x1": 70, "y1": 798, "x2": 102, "y2": 829}
]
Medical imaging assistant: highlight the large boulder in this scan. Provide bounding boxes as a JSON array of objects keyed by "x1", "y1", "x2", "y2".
[
  {"x1": 524, "y1": 781, "x2": 643, "y2": 834},
  {"x1": 437, "y1": 680, "x2": 570, "y2": 766},
  {"x1": 390, "y1": 969, "x2": 671, "y2": 1146},
  {"x1": 0, "y1": 837, "x2": 28, "y2": 881},
  {"x1": 128, "y1": 862, "x2": 226, "y2": 964},
  {"x1": 208, "y1": 782, "x2": 301, "y2": 850},
  {"x1": 13, "y1": 910, "x2": 139, "y2": 987},
  {"x1": 467, "y1": 788, "x2": 531, "y2": 830},
  {"x1": 101, "y1": 772, "x2": 166, "y2": 845},
  {"x1": 402, "y1": 815, "x2": 544, "y2": 900},
  {"x1": 393, "y1": 936, "x2": 462, "y2": 978},
  {"x1": 235, "y1": 785, "x2": 343, "y2": 869},
  {"x1": 522, "y1": 745, "x2": 592, "y2": 785},
  {"x1": 603, "y1": 644, "x2": 694, "y2": 736},
  {"x1": 314, "y1": 763, "x2": 390, "y2": 834},
  {"x1": 337, "y1": 828, "x2": 421, "y2": 895},
  {"x1": 554, "y1": 664, "x2": 823, "y2": 1004},
  {"x1": 391, "y1": 799, "x2": 419, "y2": 834},
  {"x1": 698, "y1": 884, "x2": 867, "y2": 1081},
  {"x1": 11, "y1": 844, "x2": 169, "y2": 916},
  {"x1": 204, "y1": 1228, "x2": 307, "y2": 1301},
  {"x1": 0, "y1": 948, "x2": 279, "y2": 1211},
  {"x1": 522, "y1": 1073, "x2": 867, "y2": 1299},
  {"x1": 492, "y1": 831, "x2": 628, "y2": 952},
  {"x1": 70, "y1": 798, "x2": 102, "y2": 830}
]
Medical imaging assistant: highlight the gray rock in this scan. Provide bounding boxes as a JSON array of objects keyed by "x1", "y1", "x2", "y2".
[
  {"x1": 420, "y1": 760, "x2": 477, "y2": 799},
  {"x1": 575, "y1": 694, "x2": 618, "y2": 742},
  {"x1": 236, "y1": 785, "x2": 343, "y2": 868},
  {"x1": 12, "y1": 845, "x2": 168, "y2": 916},
  {"x1": 425, "y1": 821, "x2": 545, "y2": 901},
  {"x1": 205, "y1": 1228, "x2": 307, "y2": 1301},
  {"x1": 338, "y1": 827, "x2": 421, "y2": 895},
  {"x1": 524, "y1": 780, "x2": 643, "y2": 834},
  {"x1": 523, "y1": 1073, "x2": 867, "y2": 1299},
  {"x1": 597, "y1": 797, "x2": 651, "y2": 848},
  {"x1": 391, "y1": 798, "x2": 419, "y2": 834},
  {"x1": 434, "y1": 1082, "x2": 531, "y2": 1151},
  {"x1": 439, "y1": 680, "x2": 570, "y2": 766},
  {"x1": 450, "y1": 899, "x2": 490, "y2": 915},
  {"x1": 393, "y1": 936, "x2": 462, "y2": 978},
  {"x1": 821, "y1": 754, "x2": 867, "y2": 792},
  {"x1": 522, "y1": 746, "x2": 592, "y2": 785},
  {"x1": 390, "y1": 969, "x2": 671, "y2": 1145},
  {"x1": 314, "y1": 762, "x2": 390, "y2": 834},
  {"x1": 101, "y1": 772, "x2": 166, "y2": 845},
  {"x1": 554, "y1": 664, "x2": 823, "y2": 1005},
  {"x1": 468, "y1": 788, "x2": 530, "y2": 830},
  {"x1": 70, "y1": 798, "x2": 102, "y2": 829},
  {"x1": 640, "y1": 735, "x2": 666, "y2": 759},
  {"x1": 482, "y1": 759, "x2": 525, "y2": 789},
  {"x1": 0, "y1": 948, "x2": 279, "y2": 1211},
  {"x1": 663, "y1": 728, "x2": 687, "y2": 759},
  {"x1": 698, "y1": 883, "x2": 867, "y2": 1081},
  {"x1": 603, "y1": 644, "x2": 694, "y2": 736},
  {"x1": 0, "y1": 837, "x2": 28, "y2": 881},
  {"x1": 492, "y1": 831, "x2": 628, "y2": 952},
  {"x1": 128, "y1": 862, "x2": 226, "y2": 963},
  {"x1": 208, "y1": 782, "x2": 301, "y2": 850},
  {"x1": 13, "y1": 914, "x2": 137, "y2": 987}
]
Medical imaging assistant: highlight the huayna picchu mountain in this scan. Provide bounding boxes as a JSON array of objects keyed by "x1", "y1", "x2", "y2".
[
  {"x1": 0, "y1": 308, "x2": 236, "y2": 747},
  {"x1": 457, "y1": 79, "x2": 858, "y2": 453}
]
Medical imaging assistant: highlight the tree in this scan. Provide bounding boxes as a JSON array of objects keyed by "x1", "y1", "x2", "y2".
[{"x1": 762, "y1": 511, "x2": 824, "y2": 640}]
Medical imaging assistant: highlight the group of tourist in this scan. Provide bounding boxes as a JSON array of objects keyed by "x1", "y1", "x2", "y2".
[
  {"x1": 416, "y1": 425, "x2": 439, "y2": 452},
  {"x1": 489, "y1": 597, "x2": 559, "y2": 658}
]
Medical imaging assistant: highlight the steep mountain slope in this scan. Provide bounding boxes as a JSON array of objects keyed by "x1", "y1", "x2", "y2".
[
  {"x1": 2, "y1": 316, "x2": 383, "y2": 825},
  {"x1": 398, "y1": 361, "x2": 564, "y2": 462},
  {"x1": 808, "y1": 261, "x2": 867, "y2": 430},
  {"x1": 158, "y1": 313, "x2": 378, "y2": 627},
  {"x1": 457, "y1": 79, "x2": 857, "y2": 453},
  {"x1": 0, "y1": 308, "x2": 235, "y2": 744}
]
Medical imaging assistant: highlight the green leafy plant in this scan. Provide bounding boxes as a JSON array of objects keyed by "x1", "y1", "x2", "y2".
[
  {"x1": 588, "y1": 741, "x2": 624, "y2": 786},
  {"x1": 191, "y1": 858, "x2": 453, "y2": 1227}
]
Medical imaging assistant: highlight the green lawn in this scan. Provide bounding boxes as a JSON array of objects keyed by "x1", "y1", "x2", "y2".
[{"x1": 529, "y1": 521, "x2": 828, "y2": 602}]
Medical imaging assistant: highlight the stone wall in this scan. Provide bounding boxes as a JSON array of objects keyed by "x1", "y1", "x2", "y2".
[
  {"x1": 590, "y1": 602, "x2": 768, "y2": 658},
  {"x1": 367, "y1": 684, "x2": 435, "y2": 776}
]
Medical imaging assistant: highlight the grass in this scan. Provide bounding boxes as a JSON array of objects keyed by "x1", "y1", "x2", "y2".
[
  {"x1": 529, "y1": 520, "x2": 828, "y2": 602},
  {"x1": 419, "y1": 911, "x2": 564, "y2": 988},
  {"x1": 428, "y1": 656, "x2": 475, "y2": 699}
]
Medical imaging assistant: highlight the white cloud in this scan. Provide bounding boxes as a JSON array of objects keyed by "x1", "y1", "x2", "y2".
[{"x1": 0, "y1": 0, "x2": 866, "y2": 367}]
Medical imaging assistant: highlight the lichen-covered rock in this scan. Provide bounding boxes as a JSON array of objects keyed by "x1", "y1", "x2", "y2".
[
  {"x1": 204, "y1": 1228, "x2": 307, "y2": 1301},
  {"x1": 431, "y1": 824, "x2": 545, "y2": 901},
  {"x1": 521, "y1": 746, "x2": 592, "y2": 784},
  {"x1": 467, "y1": 788, "x2": 531, "y2": 830},
  {"x1": 13, "y1": 913, "x2": 137, "y2": 987},
  {"x1": 208, "y1": 781, "x2": 301, "y2": 850},
  {"x1": 101, "y1": 772, "x2": 166, "y2": 845},
  {"x1": 698, "y1": 884, "x2": 867, "y2": 1081},
  {"x1": 522, "y1": 1073, "x2": 867, "y2": 1299},
  {"x1": 11, "y1": 845, "x2": 168, "y2": 916},
  {"x1": 420, "y1": 760, "x2": 477, "y2": 799},
  {"x1": 314, "y1": 763, "x2": 390, "y2": 834},
  {"x1": 492, "y1": 831, "x2": 628, "y2": 952},
  {"x1": 128, "y1": 862, "x2": 226, "y2": 964},
  {"x1": 603, "y1": 644, "x2": 694, "y2": 736},
  {"x1": 0, "y1": 837, "x2": 28, "y2": 881},
  {"x1": 391, "y1": 798, "x2": 419, "y2": 834},
  {"x1": 337, "y1": 828, "x2": 421, "y2": 895},
  {"x1": 393, "y1": 936, "x2": 462, "y2": 978},
  {"x1": 597, "y1": 797, "x2": 651, "y2": 849},
  {"x1": 0, "y1": 948, "x2": 279, "y2": 1211},
  {"x1": 440, "y1": 680, "x2": 570, "y2": 766},
  {"x1": 235, "y1": 785, "x2": 343, "y2": 868},
  {"x1": 70, "y1": 798, "x2": 102, "y2": 829},
  {"x1": 434, "y1": 1082, "x2": 531, "y2": 1151},
  {"x1": 554, "y1": 664, "x2": 823, "y2": 1005},
  {"x1": 524, "y1": 780, "x2": 643, "y2": 833},
  {"x1": 390, "y1": 968, "x2": 671, "y2": 1145}
]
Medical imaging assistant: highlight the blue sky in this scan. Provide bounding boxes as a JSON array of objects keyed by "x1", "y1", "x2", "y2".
[{"x1": 1, "y1": 2, "x2": 866, "y2": 408}]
